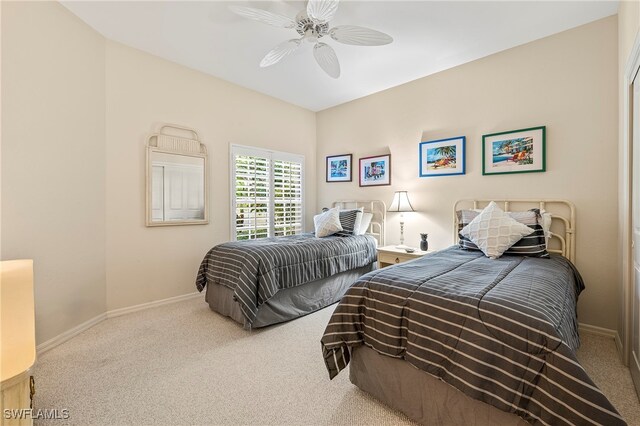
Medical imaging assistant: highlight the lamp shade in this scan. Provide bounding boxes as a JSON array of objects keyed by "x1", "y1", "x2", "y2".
[
  {"x1": 388, "y1": 191, "x2": 415, "y2": 212},
  {"x1": 1, "y1": 260, "x2": 35, "y2": 383}
]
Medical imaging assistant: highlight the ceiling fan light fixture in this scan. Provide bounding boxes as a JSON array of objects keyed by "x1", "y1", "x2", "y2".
[{"x1": 230, "y1": 0, "x2": 393, "y2": 78}]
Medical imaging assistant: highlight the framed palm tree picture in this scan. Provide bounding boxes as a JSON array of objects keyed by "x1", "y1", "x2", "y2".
[
  {"x1": 482, "y1": 126, "x2": 545, "y2": 175},
  {"x1": 419, "y1": 136, "x2": 466, "y2": 177}
]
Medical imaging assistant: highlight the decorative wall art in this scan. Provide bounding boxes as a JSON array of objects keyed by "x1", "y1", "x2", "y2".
[
  {"x1": 419, "y1": 136, "x2": 466, "y2": 177},
  {"x1": 359, "y1": 154, "x2": 391, "y2": 187},
  {"x1": 482, "y1": 126, "x2": 546, "y2": 175},
  {"x1": 326, "y1": 154, "x2": 352, "y2": 182}
]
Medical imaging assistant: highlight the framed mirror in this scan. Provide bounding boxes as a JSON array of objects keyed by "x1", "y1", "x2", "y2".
[{"x1": 146, "y1": 124, "x2": 208, "y2": 226}]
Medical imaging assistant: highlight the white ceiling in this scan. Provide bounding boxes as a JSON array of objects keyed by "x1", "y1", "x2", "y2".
[{"x1": 62, "y1": 1, "x2": 618, "y2": 112}]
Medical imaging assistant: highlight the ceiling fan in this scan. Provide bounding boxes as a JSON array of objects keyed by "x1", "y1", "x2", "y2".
[{"x1": 229, "y1": 0, "x2": 393, "y2": 78}]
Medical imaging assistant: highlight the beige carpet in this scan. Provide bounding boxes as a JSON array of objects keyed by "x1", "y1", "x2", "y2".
[{"x1": 33, "y1": 296, "x2": 640, "y2": 425}]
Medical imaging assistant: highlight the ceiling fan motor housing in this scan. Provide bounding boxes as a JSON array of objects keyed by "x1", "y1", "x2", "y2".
[{"x1": 295, "y1": 10, "x2": 329, "y2": 39}]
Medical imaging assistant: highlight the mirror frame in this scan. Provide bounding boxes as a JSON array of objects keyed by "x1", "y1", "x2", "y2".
[{"x1": 145, "y1": 124, "x2": 209, "y2": 227}]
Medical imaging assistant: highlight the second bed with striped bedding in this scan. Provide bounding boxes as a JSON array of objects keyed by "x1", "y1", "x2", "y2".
[
  {"x1": 321, "y1": 247, "x2": 625, "y2": 425},
  {"x1": 196, "y1": 233, "x2": 377, "y2": 326}
]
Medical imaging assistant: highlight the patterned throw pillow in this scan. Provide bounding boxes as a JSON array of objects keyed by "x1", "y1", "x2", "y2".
[
  {"x1": 314, "y1": 208, "x2": 343, "y2": 237},
  {"x1": 335, "y1": 208, "x2": 363, "y2": 237},
  {"x1": 460, "y1": 202, "x2": 534, "y2": 259},
  {"x1": 457, "y1": 208, "x2": 550, "y2": 258}
]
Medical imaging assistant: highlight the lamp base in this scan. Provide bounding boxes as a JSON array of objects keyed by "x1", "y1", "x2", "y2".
[{"x1": 395, "y1": 244, "x2": 412, "y2": 250}]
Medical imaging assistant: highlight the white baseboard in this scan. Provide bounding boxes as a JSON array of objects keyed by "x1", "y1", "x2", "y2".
[
  {"x1": 578, "y1": 322, "x2": 617, "y2": 338},
  {"x1": 577, "y1": 323, "x2": 624, "y2": 361},
  {"x1": 107, "y1": 291, "x2": 202, "y2": 318},
  {"x1": 36, "y1": 292, "x2": 204, "y2": 355},
  {"x1": 615, "y1": 332, "x2": 624, "y2": 360},
  {"x1": 36, "y1": 313, "x2": 107, "y2": 355}
]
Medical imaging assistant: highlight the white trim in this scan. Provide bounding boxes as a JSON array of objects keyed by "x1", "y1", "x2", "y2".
[
  {"x1": 616, "y1": 332, "x2": 624, "y2": 360},
  {"x1": 622, "y1": 30, "x2": 640, "y2": 368},
  {"x1": 106, "y1": 292, "x2": 202, "y2": 318},
  {"x1": 579, "y1": 324, "x2": 623, "y2": 362},
  {"x1": 36, "y1": 292, "x2": 204, "y2": 355},
  {"x1": 36, "y1": 313, "x2": 107, "y2": 355},
  {"x1": 578, "y1": 322, "x2": 617, "y2": 338}
]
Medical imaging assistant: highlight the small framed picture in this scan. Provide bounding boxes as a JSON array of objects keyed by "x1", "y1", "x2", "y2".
[
  {"x1": 482, "y1": 126, "x2": 546, "y2": 175},
  {"x1": 419, "y1": 136, "x2": 466, "y2": 177},
  {"x1": 359, "y1": 154, "x2": 391, "y2": 187},
  {"x1": 326, "y1": 154, "x2": 352, "y2": 182}
]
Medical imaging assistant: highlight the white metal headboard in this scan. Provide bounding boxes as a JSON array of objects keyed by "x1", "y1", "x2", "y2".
[
  {"x1": 453, "y1": 199, "x2": 576, "y2": 262},
  {"x1": 332, "y1": 200, "x2": 386, "y2": 246}
]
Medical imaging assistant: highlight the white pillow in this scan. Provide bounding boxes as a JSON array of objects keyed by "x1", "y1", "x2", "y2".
[
  {"x1": 356, "y1": 213, "x2": 373, "y2": 235},
  {"x1": 540, "y1": 210, "x2": 552, "y2": 245},
  {"x1": 314, "y1": 208, "x2": 343, "y2": 238},
  {"x1": 460, "y1": 201, "x2": 534, "y2": 259}
]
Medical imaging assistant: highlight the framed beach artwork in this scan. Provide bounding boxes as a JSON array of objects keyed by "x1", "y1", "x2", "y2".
[
  {"x1": 419, "y1": 136, "x2": 466, "y2": 177},
  {"x1": 326, "y1": 154, "x2": 352, "y2": 182},
  {"x1": 359, "y1": 154, "x2": 391, "y2": 187},
  {"x1": 482, "y1": 126, "x2": 546, "y2": 175}
]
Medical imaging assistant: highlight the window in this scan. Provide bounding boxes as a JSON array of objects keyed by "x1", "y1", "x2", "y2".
[{"x1": 231, "y1": 145, "x2": 304, "y2": 241}]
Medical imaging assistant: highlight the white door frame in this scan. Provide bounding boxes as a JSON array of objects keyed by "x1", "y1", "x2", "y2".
[{"x1": 622, "y1": 31, "x2": 640, "y2": 368}]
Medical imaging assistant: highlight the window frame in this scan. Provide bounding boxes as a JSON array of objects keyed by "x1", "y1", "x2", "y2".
[{"x1": 230, "y1": 144, "x2": 305, "y2": 241}]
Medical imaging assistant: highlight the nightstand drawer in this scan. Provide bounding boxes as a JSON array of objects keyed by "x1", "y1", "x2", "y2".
[
  {"x1": 378, "y1": 251, "x2": 414, "y2": 266},
  {"x1": 377, "y1": 246, "x2": 436, "y2": 268}
]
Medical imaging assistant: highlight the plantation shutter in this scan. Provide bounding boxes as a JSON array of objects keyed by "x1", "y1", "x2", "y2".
[
  {"x1": 234, "y1": 155, "x2": 270, "y2": 240},
  {"x1": 231, "y1": 145, "x2": 304, "y2": 241},
  {"x1": 273, "y1": 159, "x2": 303, "y2": 236}
]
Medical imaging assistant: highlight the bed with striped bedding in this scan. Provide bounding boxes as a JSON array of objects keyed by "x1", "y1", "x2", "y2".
[
  {"x1": 321, "y1": 247, "x2": 625, "y2": 425},
  {"x1": 196, "y1": 233, "x2": 378, "y2": 327}
]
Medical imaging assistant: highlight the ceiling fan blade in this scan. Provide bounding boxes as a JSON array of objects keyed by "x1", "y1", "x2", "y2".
[
  {"x1": 260, "y1": 39, "x2": 302, "y2": 68},
  {"x1": 307, "y1": 0, "x2": 339, "y2": 23},
  {"x1": 313, "y1": 42, "x2": 340, "y2": 78},
  {"x1": 330, "y1": 25, "x2": 393, "y2": 46},
  {"x1": 229, "y1": 5, "x2": 295, "y2": 29}
]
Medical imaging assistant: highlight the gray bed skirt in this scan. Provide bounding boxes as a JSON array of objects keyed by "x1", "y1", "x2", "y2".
[
  {"x1": 349, "y1": 345, "x2": 529, "y2": 426},
  {"x1": 205, "y1": 263, "x2": 376, "y2": 328}
]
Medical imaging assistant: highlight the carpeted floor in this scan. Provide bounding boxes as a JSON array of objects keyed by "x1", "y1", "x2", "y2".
[{"x1": 33, "y1": 296, "x2": 640, "y2": 425}]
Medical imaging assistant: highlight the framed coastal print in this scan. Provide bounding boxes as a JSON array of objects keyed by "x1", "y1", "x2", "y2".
[
  {"x1": 359, "y1": 154, "x2": 391, "y2": 187},
  {"x1": 419, "y1": 136, "x2": 466, "y2": 177},
  {"x1": 326, "y1": 154, "x2": 352, "y2": 182},
  {"x1": 482, "y1": 126, "x2": 546, "y2": 175}
]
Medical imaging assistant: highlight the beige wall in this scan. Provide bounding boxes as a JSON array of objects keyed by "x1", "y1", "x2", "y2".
[
  {"x1": 1, "y1": 2, "x2": 107, "y2": 343},
  {"x1": 104, "y1": 41, "x2": 316, "y2": 310},
  {"x1": 1, "y1": 2, "x2": 316, "y2": 343},
  {"x1": 0, "y1": 1, "x2": 620, "y2": 343},
  {"x1": 317, "y1": 17, "x2": 619, "y2": 330}
]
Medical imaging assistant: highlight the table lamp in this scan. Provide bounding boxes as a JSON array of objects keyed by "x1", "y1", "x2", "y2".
[
  {"x1": 388, "y1": 191, "x2": 415, "y2": 249},
  {"x1": 1, "y1": 259, "x2": 36, "y2": 421}
]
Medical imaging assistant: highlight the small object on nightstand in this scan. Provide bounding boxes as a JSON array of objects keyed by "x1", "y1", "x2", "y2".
[
  {"x1": 404, "y1": 248, "x2": 415, "y2": 253},
  {"x1": 420, "y1": 233, "x2": 429, "y2": 251}
]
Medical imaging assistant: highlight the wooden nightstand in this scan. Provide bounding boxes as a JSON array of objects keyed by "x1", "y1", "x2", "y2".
[{"x1": 377, "y1": 245, "x2": 435, "y2": 268}]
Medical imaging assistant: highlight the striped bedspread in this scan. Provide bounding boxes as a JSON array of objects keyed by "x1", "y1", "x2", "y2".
[
  {"x1": 321, "y1": 247, "x2": 625, "y2": 426},
  {"x1": 196, "y1": 233, "x2": 377, "y2": 326}
]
